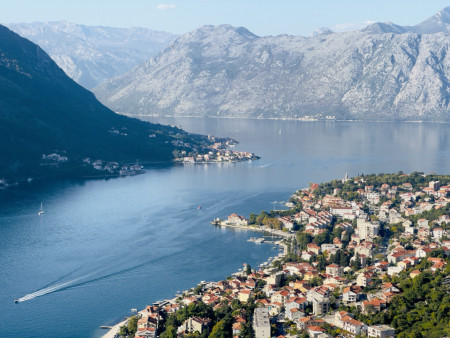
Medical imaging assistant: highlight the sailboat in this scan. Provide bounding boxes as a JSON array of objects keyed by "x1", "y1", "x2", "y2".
[{"x1": 38, "y1": 202, "x2": 44, "y2": 215}]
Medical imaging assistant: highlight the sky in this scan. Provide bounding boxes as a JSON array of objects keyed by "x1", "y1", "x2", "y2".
[{"x1": 1, "y1": 0, "x2": 449, "y2": 36}]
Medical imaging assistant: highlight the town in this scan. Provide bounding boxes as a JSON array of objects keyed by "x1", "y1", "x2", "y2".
[
  {"x1": 110, "y1": 172, "x2": 450, "y2": 338},
  {"x1": 174, "y1": 136, "x2": 259, "y2": 164}
]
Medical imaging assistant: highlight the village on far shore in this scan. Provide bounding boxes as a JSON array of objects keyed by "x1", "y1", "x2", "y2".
[
  {"x1": 0, "y1": 134, "x2": 259, "y2": 190},
  {"x1": 107, "y1": 172, "x2": 450, "y2": 338},
  {"x1": 174, "y1": 136, "x2": 259, "y2": 164}
]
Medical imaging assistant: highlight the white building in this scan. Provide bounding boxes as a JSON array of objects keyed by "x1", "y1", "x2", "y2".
[
  {"x1": 366, "y1": 192, "x2": 380, "y2": 204},
  {"x1": 330, "y1": 206, "x2": 354, "y2": 218},
  {"x1": 433, "y1": 228, "x2": 445, "y2": 240},
  {"x1": 368, "y1": 324, "x2": 395, "y2": 337},
  {"x1": 326, "y1": 264, "x2": 344, "y2": 277},
  {"x1": 253, "y1": 308, "x2": 271, "y2": 338},
  {"x1": 312, "y1": 297, "x2": 330, "y2": 316},
  {"x1": 226, "y1": 213, "x2": 248, "y2": 226},
  {"x1": 357, "y1": 218, "x2": 380, "y2": 240}
]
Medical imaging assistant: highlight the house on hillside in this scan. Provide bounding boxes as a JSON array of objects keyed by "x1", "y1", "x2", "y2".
[{"x1": 177, "y1": 317, "x2": 211, "y2": 335}]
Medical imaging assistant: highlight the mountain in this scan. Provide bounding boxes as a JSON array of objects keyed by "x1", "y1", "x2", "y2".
[
  {"x1": 409, "y1": 6, "x2": 450, "y2": 34},
  {"x1": 94, "y1": 9, "x2": 450, "y2": 121},
  {"x1": 0, "y1": 24, "x2": 207, "y2": 182},
  {"x1": 361, "y1": 22, "x2": 406, "y2": 34},
  {"x1": 6, "y1": 21, "x2": 177, "y2": 89},
  {"x1": 363, "y1": 7, "x2": 450, "y2": 35}
]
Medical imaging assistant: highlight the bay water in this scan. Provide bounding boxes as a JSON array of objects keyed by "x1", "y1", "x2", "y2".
[{"x1": 0, "y1": 119, "x2": 449, "y2": 337}]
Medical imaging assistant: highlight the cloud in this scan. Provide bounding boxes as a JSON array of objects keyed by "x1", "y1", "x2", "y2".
[
  {"x1": 333, "y1": 20, "x2": 376, "y2": 32},
  {"x1": 156, "y1": 4, "x2": 176, "y2": 10}
]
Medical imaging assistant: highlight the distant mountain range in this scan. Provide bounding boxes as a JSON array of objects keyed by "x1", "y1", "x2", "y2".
[
  {"x1": 93, "y1": 7, "x2": 450, "y2": 121},
  {"x1": 0, "y1": 24, "x2": 206, "y2": 182},
  {"x1": 6, "y1": 21, "x2": 176, "y2": 89}
]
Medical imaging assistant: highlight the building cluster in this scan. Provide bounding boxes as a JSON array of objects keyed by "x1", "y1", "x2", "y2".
[
  {"x1": 125, "y1": 173, "x2": 449, "y2": 338},
  {"x1": 173, "y1": 136, "x2": 258, "y2": 164},
  {"x1": 180, "y1": 149, "x2": 257, "y2": 164},
  {"x1": 41, "y1": 153, "x2": 68, "y2": 162},
  {"x1": 82, "y1": 158, "x2": 144, "y2": 176}
]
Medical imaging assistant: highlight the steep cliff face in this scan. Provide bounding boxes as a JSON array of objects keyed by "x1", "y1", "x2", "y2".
[
  {"x1": 94, "y1": 9, "x2": 450, "y2": 121},
  {"x1": 7, "y1": 21, "x2": 177, "y2": 89}
]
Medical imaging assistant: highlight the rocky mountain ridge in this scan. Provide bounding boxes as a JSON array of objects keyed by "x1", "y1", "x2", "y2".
[
  {"x1": 6, "y1": 21, "x2": 176, "y2": 88},
  {"x1": 94, "y1": 7, "x2": 450, "y2": 121}
]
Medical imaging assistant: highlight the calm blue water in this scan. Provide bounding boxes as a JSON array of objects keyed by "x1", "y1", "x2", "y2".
[{"x1": 1, "y1": 119, "x2": 449, "y2": 337}]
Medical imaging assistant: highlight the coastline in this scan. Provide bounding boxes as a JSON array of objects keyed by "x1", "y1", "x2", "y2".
[
  {"x1": 102, "y1": 222, "x2": 292, "y2": 337},
  {"x1": 102, "y1": 319, "x2": 127, "y2": 338},
  {"x1": 124, "y1": 113, "x2": 450, "y2": 124},
  {"x1": 213, "y1": 222, "x2": 295, "y2": 241}
]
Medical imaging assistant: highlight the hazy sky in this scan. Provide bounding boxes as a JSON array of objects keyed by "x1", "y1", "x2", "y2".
[{"x1": 1, "y1": 0, "x2": 449, "y2": 36}]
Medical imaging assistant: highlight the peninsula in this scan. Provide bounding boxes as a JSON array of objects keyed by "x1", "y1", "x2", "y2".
[{"x1": 0, "y1": 24, "x2": 259, "y2": 189}]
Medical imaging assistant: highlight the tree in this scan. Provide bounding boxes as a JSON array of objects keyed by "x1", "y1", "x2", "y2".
[
  {"x1": 332, "y1": 227, "x2": 344, "y2": 240},
  {"x1": 317, "y1": 255, "x2": 326, "y2": 272},
  {"x1": 118, "y1": 315, "x2": 138, "y2": 338},
  {"x1": 331, "y1": 250, "x2": 342, "y2": 264},
  {"x1": 352, "y1": 253, "x2": 361, "y2": 271},
  {"x1": 209, "y1": 316, "x2": 232, "y2": 338},
  {"x1": 297, "y1": 232, "x2": 312, "y2": 251},
  {"x1": 193, "y1": 284, "x2": 203, "y2": 295},
  {"x1": 161, "y1": 325, "x2": 177, "y2": 338},
  {"x1": 245, "y1": 264, "x2": 252, "y2": 275},
  {"x1": 256, "y1": 211, "x2": 268, "y2": 225},
  {"x1": 263, "y1": 216, "x2": 283, "y2": 230},
  {"x1": 240, "y1": 321, "x2": 253, "y2": 337},
  {"x1": 310, "y1": 276, "x2": 323, "y2": 287},
  {"x1": 340, "y1": 252, "x2": 350, "y2": 267},
  {"x1": 313, "y1": 231, "x2": 330, "y2": 246}
]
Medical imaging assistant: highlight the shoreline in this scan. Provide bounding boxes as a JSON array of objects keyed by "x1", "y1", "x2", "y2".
[
  {"x1": 213, "y1": 222, "x2": 295, "y2": 240},
  {"x1": 102, "y1": 223, "x2": 292, "y2": 337},
  {"x1": 101, "y1": 319, "x2": 127, "y2": 338},
  {"x1": 176, "y1": 157, "x2": 259, "y2": 165},
  {"x1": 124, "y1": 113, "x2": 450, "y2": 124}
]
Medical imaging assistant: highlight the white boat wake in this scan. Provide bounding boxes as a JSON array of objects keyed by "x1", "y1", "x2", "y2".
[
  {"x1": 14, "y1": 244, "x2": 193, "y2": 304},
  {"x1": 15, "y1": 274, "x2": 92, "y2": 303}
]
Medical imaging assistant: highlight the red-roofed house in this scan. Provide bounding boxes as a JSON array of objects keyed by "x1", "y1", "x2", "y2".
[
  {"x1": 362, "y1": 298, "x2": 386, "y2": 314},
  {"x1": 326, "y1": 264, "x2": 344, "y2": 277},
  {"x1": 238, "y1": 289, "x2": 252, "y2": 303},
  {"x1": 342, "y1": 285, "x2": 363, "y2": 303},
  {"x1": 343, "y1": 317, "x2": 367, "y2": 336},
  {"x1": 271, "y1": 290, "x2": 289, "y2": 304},
  {"x1": 410, "y1": 270, "x2": 421, "y2": 278},
  {"x1": 307, "y1": 243, "x2": 321, "y2": 255},
  {"x1": 307, "y1": 325, "x2": 326, "y2": 337},
  {"x1": 232, "y1": 322, "x2": 242, "y2": 336},
  {"x1": 287, "y1": 307, "x2": 303, "y2": 321}
]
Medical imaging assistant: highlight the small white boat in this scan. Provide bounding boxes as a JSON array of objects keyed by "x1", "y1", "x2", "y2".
[{"x1": 38, "y1": 202, "x2": 44, "y2": 215}]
